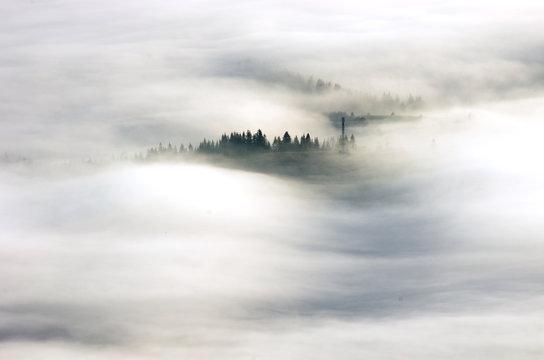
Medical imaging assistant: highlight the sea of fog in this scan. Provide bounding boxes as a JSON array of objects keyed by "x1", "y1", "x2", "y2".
[{"x1": 1, "y1": 100, "x2": 543, "y2": 359}]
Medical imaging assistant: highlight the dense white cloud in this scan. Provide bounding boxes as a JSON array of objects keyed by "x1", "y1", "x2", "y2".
[
  {"x1": 1, "y1": 1, "x2": 544, "y2": 358},
  {"x1": 2, "y1": 100, "x2": 544, "y2": 357}
]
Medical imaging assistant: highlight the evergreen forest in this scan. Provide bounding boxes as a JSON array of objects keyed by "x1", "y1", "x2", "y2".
[{"x1": 144, "y1": 129, "x2": 355, "y2": 160}]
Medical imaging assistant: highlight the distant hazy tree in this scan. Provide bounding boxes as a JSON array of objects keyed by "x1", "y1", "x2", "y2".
[
  {"x1": 306, "y1": 76, "x2": 315, "y2": 92},
  {"x1": 414, "y1": 96, "x2": 424, "y2": 109},
  {"x1": 253, "y1": 129, "x2": 268, "y2": 150},
  {"x1": 272, "y1": 136, "x2": 280, "y2": 151},
  {"x1": 282, "y1": 131, "x2": 291, "y2": 144},
  {"x1": 301, "y1": 133, "x2": 310, "y2": 149},
  {"x1": 316, "y1": 78, "x2": 325, "y2": 92},
  {"x1": 407, "y1": 94, "x2": 416, "y2": 111},
  {"x1": 245, "y1": 130, "x2": 253, "y2": 145}
]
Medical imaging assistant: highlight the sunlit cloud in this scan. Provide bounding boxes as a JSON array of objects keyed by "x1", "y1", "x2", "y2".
[{"x1": 1, "y1": 1, "x2": 543, "y2": 359}]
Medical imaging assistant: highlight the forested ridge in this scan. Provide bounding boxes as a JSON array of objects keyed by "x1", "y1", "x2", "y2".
[{"x1": 143, "y1": 129, "x2": 355, "y2": 160}]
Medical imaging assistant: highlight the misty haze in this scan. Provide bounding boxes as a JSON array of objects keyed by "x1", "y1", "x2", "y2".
[{"x1": 1, "y1": 1, "x2": 544, "y2": 359}]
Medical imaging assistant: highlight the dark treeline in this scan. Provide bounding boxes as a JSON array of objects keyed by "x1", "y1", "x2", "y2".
[{"x1": 144, "y1": 129, "x2": 355, "y2": 160}]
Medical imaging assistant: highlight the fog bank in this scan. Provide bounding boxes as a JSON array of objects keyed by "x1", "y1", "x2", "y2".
[
  {"x1": 1, "y1": 1, "x2": 544, "y2": 358},
  {"x1": 2, "y1": 97, "x2": 544, "y2": 358}
]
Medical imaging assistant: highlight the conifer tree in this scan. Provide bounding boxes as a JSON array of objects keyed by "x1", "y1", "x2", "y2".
[{"x1": 282, "y1": 131, "x2": 291, "y2": 144}]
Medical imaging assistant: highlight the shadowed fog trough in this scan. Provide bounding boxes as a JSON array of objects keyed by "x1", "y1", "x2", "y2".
[{"x1": 1, "y1": 0, "x2": 544, "y2": 358}]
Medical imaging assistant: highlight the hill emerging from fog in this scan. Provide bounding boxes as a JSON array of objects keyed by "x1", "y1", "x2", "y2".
[
  {"x1": 215, "y1": 60, "x2": 426, "y2": 114},
  {"x1": 142, "y1": 128, "x2": 361, "y2": 179}
]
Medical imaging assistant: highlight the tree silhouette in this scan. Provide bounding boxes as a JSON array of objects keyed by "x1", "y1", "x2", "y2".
[{"x1": 282, "y1": 131, "x2": 291, "y2": 144}]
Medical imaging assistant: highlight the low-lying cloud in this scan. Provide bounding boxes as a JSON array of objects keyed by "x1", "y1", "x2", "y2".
[
  {"x1": 1, "y1": 1, "x2": 544, "y2": 358},
  {"x1": 2, "y1": 99, "x2": 544, "y2": 358}
]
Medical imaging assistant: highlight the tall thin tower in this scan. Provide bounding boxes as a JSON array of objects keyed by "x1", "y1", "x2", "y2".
[{"x1": 341, "y1": 117, "x2": 346, "y2": 152}]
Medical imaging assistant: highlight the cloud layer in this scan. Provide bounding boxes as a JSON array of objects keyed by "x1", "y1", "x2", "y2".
[
  {"x1": 2, "y1": 99, "x2": 544, "y2": 358},
  {"x1": 1, "y1": 1, "x2": 544, "y2": 358}
]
